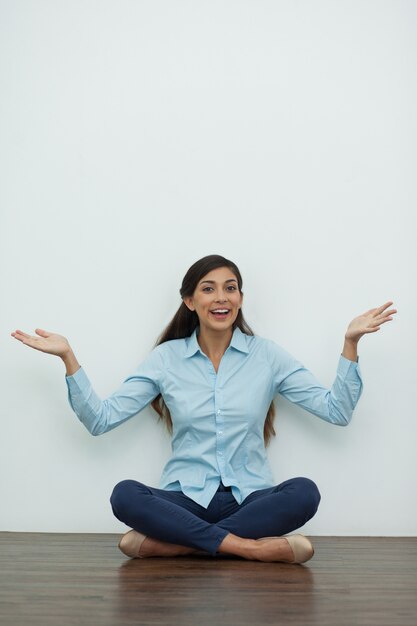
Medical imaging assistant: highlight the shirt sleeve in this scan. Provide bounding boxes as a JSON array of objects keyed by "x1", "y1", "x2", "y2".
[
  {"x1": 268, "y1": 341, "x2": 363, "y2": 426},
  {"x1": 65, "y1": 347, "x2": 163, "y2": 435}
]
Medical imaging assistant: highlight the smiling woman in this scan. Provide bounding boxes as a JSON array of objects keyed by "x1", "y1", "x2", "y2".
[{"x1": 11, "y1": 254, "x2": 397, "y2": 564}]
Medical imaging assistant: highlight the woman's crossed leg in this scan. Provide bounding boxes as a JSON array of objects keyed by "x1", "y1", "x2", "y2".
[{"x1": 110, "y1": 477, "x2": 320, "y2": 562}]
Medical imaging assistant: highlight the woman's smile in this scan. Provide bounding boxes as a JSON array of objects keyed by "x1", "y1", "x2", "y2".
[{"x1": 210, "y1": 308, "x2": 231, "y2": 320}]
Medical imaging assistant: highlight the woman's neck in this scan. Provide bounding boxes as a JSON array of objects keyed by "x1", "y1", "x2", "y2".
[{"x1": 197, "y1": 326, "x2": 233, "y2": 361}]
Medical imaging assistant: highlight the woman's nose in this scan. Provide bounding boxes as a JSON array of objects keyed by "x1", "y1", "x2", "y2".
[{"x1": 215, "y1": 294, "x2": 228, "y2": 302}]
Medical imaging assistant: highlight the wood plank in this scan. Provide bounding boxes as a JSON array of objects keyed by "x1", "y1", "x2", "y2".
[{"x1": 1, "y1": 534, "x2": 416, "y2": 626}]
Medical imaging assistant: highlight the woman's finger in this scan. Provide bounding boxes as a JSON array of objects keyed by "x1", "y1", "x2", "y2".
[
  {"x1": 13, "y1": 335, "x2": 39, "y2": 348},
  {"x1": 12, "y1": 329, "x2": 31, "y2": 339},
  {"x1": 374, "y1": 309, "x2": 397, "y2": 322},
  {"x1": 11, "y1": 330, "x2": 37, "y2": 343},
  {"x1": 12, "y1": 329, "x2": 46, "y2": 346},
  {"x1": 35, "y1": 328, "x2": 51, "y2": 338},
  {"x1": 376, "y1": 316, "x2": 394, "y2": 325},
  {"x1": 374, "y1": 301, "x2": 394, "y2": 316},
  {"x1": 362, "y1": 303, "x2": 396, "y2": 319}
]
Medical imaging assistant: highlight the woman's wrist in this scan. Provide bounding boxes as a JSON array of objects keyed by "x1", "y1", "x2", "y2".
[
  {"x1": 342, "y1": 337, "x2": 359, "y2": 362},
  {"x1": 61, "y1": 348, "x2": 81, "y2": 376}
]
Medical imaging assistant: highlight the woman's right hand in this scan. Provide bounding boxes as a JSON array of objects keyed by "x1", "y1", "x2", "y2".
[
  {"x1": 11, "y1": 328, "x2": 72, "y2": 357},
  {"x1": 11, "y1": 328, "x2": 81, "y2": 375}
]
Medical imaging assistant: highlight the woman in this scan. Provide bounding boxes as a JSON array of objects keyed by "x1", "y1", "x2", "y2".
[{"x1": 12, "y1": 254, "x2": 396, "y2": 564}]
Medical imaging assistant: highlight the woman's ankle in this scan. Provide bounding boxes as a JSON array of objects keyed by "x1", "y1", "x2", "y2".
[
  {"x1": 139, "y1": 536, "x2": 197, "y2": 558},
  {"x1": 217, "y1": 533, "x2": 258, "y2": 559}
]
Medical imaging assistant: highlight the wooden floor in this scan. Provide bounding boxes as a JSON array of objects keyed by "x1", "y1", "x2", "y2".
[{"x1": 1, "y1": 534, "x2": 416, "y2": 626}]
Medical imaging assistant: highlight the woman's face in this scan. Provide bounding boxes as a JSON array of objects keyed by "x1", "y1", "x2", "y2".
[{"x1": 184, "y1": 266, "x2": 243, "y2": 333}]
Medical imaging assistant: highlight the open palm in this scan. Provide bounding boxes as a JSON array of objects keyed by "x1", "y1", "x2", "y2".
[
  {"x1": 11, "y1": 328, "x2": 71, "y2": 358},
  {"x1": 345, "y1": 301, "x2": 397, "y2": 342}
]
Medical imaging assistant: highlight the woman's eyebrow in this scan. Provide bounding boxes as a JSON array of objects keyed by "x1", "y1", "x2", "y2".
[{"x1": 200, "y1": 279, "x2": 238, "y2": 285}]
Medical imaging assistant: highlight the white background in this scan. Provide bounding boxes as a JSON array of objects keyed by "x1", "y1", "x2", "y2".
[{"x1": 1, "y1": 0, "x2": 416, "y2": 535}]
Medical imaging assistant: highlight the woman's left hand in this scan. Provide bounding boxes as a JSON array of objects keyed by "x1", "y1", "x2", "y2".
[{"x1": 345, "y1": 301, "x2": 397, "y2": 343}]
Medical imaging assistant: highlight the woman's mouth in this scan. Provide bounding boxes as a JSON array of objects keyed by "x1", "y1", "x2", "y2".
[{"x1": 210, "y1": 308, "x2": 231, "y2": 320}]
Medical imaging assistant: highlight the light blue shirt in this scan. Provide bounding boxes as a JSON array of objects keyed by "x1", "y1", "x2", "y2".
[{"x1": 66, "y1": 327, "x2": 363, "y2": 508}]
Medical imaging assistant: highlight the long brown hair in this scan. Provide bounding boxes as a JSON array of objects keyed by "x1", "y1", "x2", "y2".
[{"x1": 151, "y1": 254, "x2": 276, "y2": 446}]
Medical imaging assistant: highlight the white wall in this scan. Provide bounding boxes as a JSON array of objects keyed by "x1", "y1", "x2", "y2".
[{"x1": 1, "y1": 0, "x2": 416, "y2": 535}]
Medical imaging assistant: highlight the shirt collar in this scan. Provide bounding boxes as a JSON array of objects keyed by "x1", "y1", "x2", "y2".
[{"x1": 184, "y1": 326, "x2": 250, "y2": 358}]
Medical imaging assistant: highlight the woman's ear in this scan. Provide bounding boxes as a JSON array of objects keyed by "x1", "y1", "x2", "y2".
[{"x1": 183, "y1": 297, "x2": 195, "y2": 312}]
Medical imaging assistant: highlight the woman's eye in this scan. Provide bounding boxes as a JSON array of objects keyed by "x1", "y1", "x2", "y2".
[{"x1": 201, "y1": 285, "x2": 237, "y2": 292}]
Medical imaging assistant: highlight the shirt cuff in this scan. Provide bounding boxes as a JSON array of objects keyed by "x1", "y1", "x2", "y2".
[
  {"x1": 338, "y1": 353, "x2": 361, "y2": 379},
  {"x1": 65, "y1": 366, "x2": 91, "y2": 395}
]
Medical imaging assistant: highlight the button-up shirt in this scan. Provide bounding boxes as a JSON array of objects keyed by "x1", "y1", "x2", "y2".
[{"x1": 66, "y1": 326, "x2": 363, "y2": 508}]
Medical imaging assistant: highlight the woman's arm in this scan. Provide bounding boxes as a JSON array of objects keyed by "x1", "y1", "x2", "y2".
[
  {"x1": 271, "y1": 300, "x2": 397, "y2": 426},
  {"x1": 11, "y1": 328, "x2": 162, "y2": 435}
]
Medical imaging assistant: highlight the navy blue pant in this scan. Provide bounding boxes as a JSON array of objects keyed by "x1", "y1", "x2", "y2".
[{"x1": 110, "y1": 477, "x2": 321, "y2": 556}]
